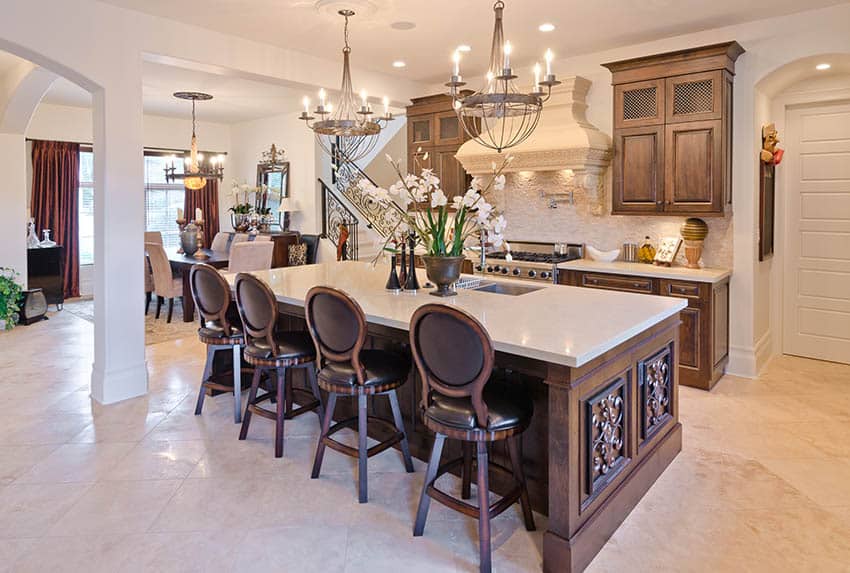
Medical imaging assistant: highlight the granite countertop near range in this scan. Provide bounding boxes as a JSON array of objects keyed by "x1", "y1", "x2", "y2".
[{"x1": 557, "y1": 259, "x2": 731, "y2": 283}]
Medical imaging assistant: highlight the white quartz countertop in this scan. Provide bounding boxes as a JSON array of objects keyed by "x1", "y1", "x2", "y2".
[
  {"x1": 227, "y1": 261, "x2": 686, "y2": 368},
  {"x1": 557, "y1": 260, "x2": 731, "y2": 283}
]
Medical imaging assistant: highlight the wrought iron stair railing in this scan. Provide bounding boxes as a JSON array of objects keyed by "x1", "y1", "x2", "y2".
[
  {"x1": 332, "y1": 156, "x2": 406, "y2": 240},
  {"x1": 320, "y1": 178, "x2": 359, "y2": 261}
]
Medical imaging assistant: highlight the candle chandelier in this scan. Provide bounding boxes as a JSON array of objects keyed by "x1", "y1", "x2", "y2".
[
  {"x1": 447, "y1": 1, "x2": 560, "y2": 153},
  {"x1": 165, "y1": 92, "x2": 225, "y2": 190},
  {"x1": 299, "y1": 10, "x2": 394, "y2": 164}
]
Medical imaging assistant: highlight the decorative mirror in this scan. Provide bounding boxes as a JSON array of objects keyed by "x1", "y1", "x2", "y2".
[{"x1": 255, "y1": 144, "x2": 290, "y2": 230}]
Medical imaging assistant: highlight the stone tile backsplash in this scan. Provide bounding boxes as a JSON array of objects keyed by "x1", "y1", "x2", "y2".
[{"x1": 492, "y1": 170, "x2": 733, "y2": 269}]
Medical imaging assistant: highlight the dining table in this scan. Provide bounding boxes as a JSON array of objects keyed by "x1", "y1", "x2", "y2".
[{"x1": 165, "y1": 247, "x2": 229, "y2": 322}]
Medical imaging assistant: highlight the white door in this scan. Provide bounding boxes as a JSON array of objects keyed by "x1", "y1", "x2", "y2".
[{"x1": 783, "y1": 102, "x2": 850, "y2": 364}]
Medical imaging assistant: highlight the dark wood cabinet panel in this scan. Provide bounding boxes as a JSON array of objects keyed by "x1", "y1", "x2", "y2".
[
  {"x1": 612, "y1": 125, "x2": 665, "y2": 214},
  {"x1": 665, "y1": 120, "x2": 723, "y2": 212},
  {"x1": 677, "y1": 307, "x2": 701, "y2": 369},
  {"x1": 433, "y1": 147, "x2": 468, "y2": 198},
  {"x1": 435, "y1": 111, "x2": 463, "y2": 146},
  {"x1": 604, "y1": 42, "x2": 742, "y2": 217},
  {"x1": 713, "y1": 281, "x2": 729, "y2": 367},
  {"x1": 408, "y1": 116, "x2": 433, "y2": 147},
  {"x1": 580, "y1": 272, "x2": 656, "y2": 294}
]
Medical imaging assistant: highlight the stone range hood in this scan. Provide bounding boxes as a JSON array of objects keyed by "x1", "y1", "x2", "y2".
[{"x1": 455, "y1": 76, "x2": 612, "y2": 212}]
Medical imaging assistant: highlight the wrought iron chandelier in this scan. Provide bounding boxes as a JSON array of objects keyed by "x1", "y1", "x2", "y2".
[
  {"x1": 299, "y1": 10, "x2": 394, "y2": 164},
  {"x1": 164, "y1": 92, "x2": 224, "y2": 191},
  {"x1": 447, "y1": 1, "x2": 560, "y2": 153}
]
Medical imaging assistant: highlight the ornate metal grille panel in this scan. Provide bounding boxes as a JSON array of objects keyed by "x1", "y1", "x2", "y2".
[
  {"x1": 673, "y1": 79, "x2": 714, "y2": 116},
  {"x1": 622, "y1": 86, "x2": 658, "y2": 121},
  {"x1": 334, "y1": 159, "x2": 407, "y2": 239},
  {"x1": 321, "y1": 180, "x2": 359, "y2": 261},
  {"x1": 639, "y1": 344, "x2": 673, "y2": 442},
  {"x1": 586, "y1": 376, "x2": 629, "y2": 496}
]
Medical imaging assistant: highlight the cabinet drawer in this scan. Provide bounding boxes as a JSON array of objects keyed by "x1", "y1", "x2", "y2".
[
  {"x1": 581, "y1": 273, "x2": 655, "y2": 294},
  {"x1": 661, "y1": 280, "x2": 701, "y2": 300}
]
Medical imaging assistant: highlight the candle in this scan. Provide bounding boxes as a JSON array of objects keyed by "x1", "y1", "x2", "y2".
[
  {"x1": 360, "y1": 89, "x2": 368, "y2": 109},
  {"x1": 195, "y1": 208, "x2": 203, "y2": 222},
  {"x1": 303, "y1": 96, "x2": 310, "y2": 114},
  {"x1": 319, "y1": 88, "x2": 326, "y2": 108},
  {"x1": 534, "y1": 63, "x2": 541, "y2": 89},
  {"x1": 503, "y1": 41, "x2": 512, "y2": 69},
  {"x1": 452, "y1": 51, "x2": 461, "y2": 77},
  {"x1": 326, "y1": 103, "x2": 333, "y2": 115},
  {"x1": 217, "y1": 155, "x2": 225, "y2": 164},
  {"x1": 177, "y1": 208, "x2": 183, "y2": 220},
  {"x1": 382, "y1": 96, "x2": 389, "y2": 115},
  {"x1": 545, "y1": 49, "x2": 553, "y2": 76}
]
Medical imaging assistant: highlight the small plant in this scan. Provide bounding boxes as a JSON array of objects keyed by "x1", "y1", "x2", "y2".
[{"x1": 0, "y1": 267, "x2": 23, "y2": 331}]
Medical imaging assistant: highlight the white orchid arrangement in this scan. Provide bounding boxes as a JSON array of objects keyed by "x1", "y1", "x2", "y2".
[
  {"x1": 359, "y1": 152, "x2": 511, "y2": 258},
  {"x1": 229, "y1": 180, "x2": 270, "y2": 215}
]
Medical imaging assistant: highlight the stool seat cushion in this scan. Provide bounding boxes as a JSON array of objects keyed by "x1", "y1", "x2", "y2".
[
  {"x1": 244, "y1": 331, "x2": 315, "y2": 362},
  {"x1": 319, "y1": 349, "x2": 409, "y2": 387},
  {"x1": 199, "y1": 320, "x2": 243, "y2": 342},
  {"x1": 425, "y1": 380, "x2": 533, "y2": 432}
]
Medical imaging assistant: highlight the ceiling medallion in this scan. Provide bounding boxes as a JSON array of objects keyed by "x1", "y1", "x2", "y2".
[
  {"x1": 299, "y1": 10, "x2": 394, "y2": 163},
  {"x1": 164, "y1": 92, "x2": 224, "y2": 191},
  {"x1": 447, "y1": 1, "x2": 560, "y2": 153}
]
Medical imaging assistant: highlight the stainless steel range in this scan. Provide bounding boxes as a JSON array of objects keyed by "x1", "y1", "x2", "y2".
[{"x1": 476, "y1": 241, "x2": 584, "y2": 283}]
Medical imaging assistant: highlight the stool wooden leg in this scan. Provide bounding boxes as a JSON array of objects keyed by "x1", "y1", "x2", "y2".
[
  {"x1": 232, "y1": 345, "x2": 242, "y2": 424},
  {"x1": 388, "y1": 390, "x2": 414, "y2": 473},
  {"x1": 311, "y1": 392, "x2": 337, "y2": 479},
  {"x1": 239, "y1": 368, "x2": 262, "y2": 440},
  {"x1": 461, "y1": 442, "x2": 473, "y2": 500},
  {"x1": 508, "y1": 436, "x2": 535, "y2": 531},
  {"x1": 275, "y1": 367, "x2": 287, "y2": 458},
  {"x1": 414, "y1": 433, "x2": 445, "y2": 537},
  {"x1": 194, "y1": 346, "x2": 215, "y2": 416},
  {"x1": 476, "y1": 441, "x2": 491, "y2": 573},
  {"x1": 357, "y1": 393, "x2": 369, "y2": 503},
  {"x1": 306, "y1": 366, "x2": 324, "y2": 426}
]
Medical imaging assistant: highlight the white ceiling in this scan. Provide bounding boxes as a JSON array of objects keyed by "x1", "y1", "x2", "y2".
[
  {"x1": 40, "y1": 61, "x2": 304, "y2": 123},
  {"x1": 99, "y1": 0, "x2": 848, "y2": 83}
]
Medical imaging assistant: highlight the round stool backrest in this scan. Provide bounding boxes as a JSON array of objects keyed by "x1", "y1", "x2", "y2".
[
  {"x1": 189, "y1": 264, "x2": 233, "y2": 334},
  {"x1": 304, "y1": 286, "x2": 368, "y2": 382},
  {"x1": 234, "y1": 273, "x2": 279, "y2": 354},
  {"x1": 409, "y1": 304, "x2": 494, "y2": 428}
]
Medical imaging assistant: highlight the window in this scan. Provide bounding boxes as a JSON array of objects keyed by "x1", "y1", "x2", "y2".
[
  {"x1": 144, "y1": 154, "x2": 185, "y2": 249},
  {"x1": 78, "y1": 150, "x2": 94, "y2": 265}
]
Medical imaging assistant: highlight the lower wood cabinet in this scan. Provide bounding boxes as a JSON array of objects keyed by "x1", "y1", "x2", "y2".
[{"x1": 560, "y1": 270, "x2": 730, "y2": 390}]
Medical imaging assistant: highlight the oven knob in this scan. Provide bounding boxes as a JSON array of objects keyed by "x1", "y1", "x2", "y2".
[
  {"x1": 486, "y1": 266, "x2": 493, "y2": 273},
  {"x1": 501, "y1": 267, "x2": 509, "y2": 274},
  {"x1": 512, "y1": 268, "x2": 520, "y2": 276},
  {"x1": 528, "y1": 270, "x2": 537, "y2": 278},
  {"x1": 540, "y1": 271, "x2": 551, "y2": 280},
  {"x1": 492, "y1": 265, "x2": 501, "y2": 272}
]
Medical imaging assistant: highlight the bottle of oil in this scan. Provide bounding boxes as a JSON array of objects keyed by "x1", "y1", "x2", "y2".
[{"x1": 638, "y1": 236, "x2": 656, "y2": 264}]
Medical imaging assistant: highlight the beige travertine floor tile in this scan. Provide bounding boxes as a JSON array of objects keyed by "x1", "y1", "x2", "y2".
[
  {"x1": 0, "y1": 445, "x2": 59, "y2": 485},
  {"x1": 0, "y1": 538, "x2": 36, "y2": 573},
  {"x1": 149, "y1": 477, "x2": 266, "y2": 532},
  {"x1": 47, "y1": 479, "x2": 182, "y2": 536},
  {"x1": 0, "y1": 482, "x2": 91, "y2": 539},
  {"x1": 14, "y1": 442, "x2": 135, "y2": 484},
  {"x1": 760, "y1": 456, "x2": 850, "y2": 507},
  {"x1": 69, "y1": 411, "x2": 167, "y2": 444},
  {"x1": 344, "y1": 518, "x2": 462, "y2": 573},
  {"x1": 103, "y1": 439, "x2": 207, "y2": 481}
]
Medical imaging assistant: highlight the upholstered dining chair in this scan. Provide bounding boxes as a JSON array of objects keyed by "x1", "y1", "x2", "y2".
[
  {"x1": 146, "y1": 242, "x2": 182, "y2": 323},
  {"x1": 144, "y1": 231, "x2": 163, "y2": 313},
  {"x1": 190, "y1": 263, "x2": 247, "y2": 423},
  {"x1": 306, "y1": 286, "x2": 414, "y2": 503},
  {"x1": 229, "y1": 241, "x2": 274, "y2": 273},
  {"x1": 209, "y1": 232, "x2": 231, "y2": 253},
  {"x1": 409, "y1": 304, "x2": 535, "y2": 573},
  {"x1": 144, "y1": 231, "x2": 163, "y2": 245},
  {"x1": 252, "y1": 234, "x2": 271, "y2": 242},
  {"x1": 231, "y1": 233, "x2": 250, "y2": 246}
]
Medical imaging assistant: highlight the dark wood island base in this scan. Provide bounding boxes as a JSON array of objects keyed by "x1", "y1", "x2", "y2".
[{"x1": 275, "y1": 300, "x2": 682, "y2": 573}]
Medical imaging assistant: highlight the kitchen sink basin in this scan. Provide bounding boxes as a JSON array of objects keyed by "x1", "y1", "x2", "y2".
[{"x1": 473, "y1": 282, "x2": 545, "y2": 296}]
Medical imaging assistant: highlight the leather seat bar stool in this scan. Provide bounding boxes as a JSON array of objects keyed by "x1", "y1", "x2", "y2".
[
  {"x1": 305, "y1": 286, "x2": 414, "y2": 503},
  {"x1": 410, "y1": 304, "x2": 535, "y2": 573},
  {"x1": 190, "y1": 263, "x2": 248, "y2": 423},
  {"x1": 234, "y1": 272, "x2": 324, "y2": 458}
]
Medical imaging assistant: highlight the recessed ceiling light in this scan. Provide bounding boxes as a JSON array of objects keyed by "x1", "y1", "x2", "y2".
[
  {"x1": 816, "y1": 63, "x2": 831, "y2": 71},
  {"x1": 392, "y1": 60, "x2": 406, "y2": 68},
  {"x1": 456, "y1": 44, "x2": 472, "y2": 52},
  {"x1": 538, "y1": 23, "x2": 555, "y2": 32},
  {"x1": 390, "y1": 21, "x2": 416, "y2": 30}
]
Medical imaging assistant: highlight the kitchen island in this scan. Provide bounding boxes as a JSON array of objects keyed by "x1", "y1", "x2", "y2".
[{"x1": 231, "y1": 261, "x2": 686, "y2": 572}]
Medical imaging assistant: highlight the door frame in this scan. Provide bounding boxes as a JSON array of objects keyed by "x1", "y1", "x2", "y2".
[{"x1": 771, "y1": 85, "x2": 850, "y2": 359}]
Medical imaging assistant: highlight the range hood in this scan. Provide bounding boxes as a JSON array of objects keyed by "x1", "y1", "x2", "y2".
[{"x1": 455, "y1": 76, "x2": 611, "y2": 198}]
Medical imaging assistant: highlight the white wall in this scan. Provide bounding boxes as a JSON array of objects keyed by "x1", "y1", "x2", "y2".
[{"x1": 0, "y1": 133, "x2": 26, "y2": 279}]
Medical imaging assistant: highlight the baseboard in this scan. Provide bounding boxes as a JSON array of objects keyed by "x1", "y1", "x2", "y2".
[
  {"x1": 90, "y1": 360, "x2": 149, "y2": 404},
  {"x1": 727, "y1": 331, "x2": 774, "y2": 378}
]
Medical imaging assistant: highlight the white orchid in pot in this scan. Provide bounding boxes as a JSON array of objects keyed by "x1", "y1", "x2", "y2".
[{"x1": 359, "y1": 152, "x2": 511, "y2": 296}]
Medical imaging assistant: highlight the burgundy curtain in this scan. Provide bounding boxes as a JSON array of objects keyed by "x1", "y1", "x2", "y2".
[
  {"x1": 31, "y1": 140, "x2": 80, "y2": 298},
  {"x1": 184, "y1": 179, "x2": 220, "y2": 248}
]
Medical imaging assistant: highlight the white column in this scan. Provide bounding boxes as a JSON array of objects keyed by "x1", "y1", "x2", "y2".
[
  {"x1": 0, "y1": 134, "x2": 27, "y2": 284},
  {"x1": 90, "y1": 79, "x2": 148, "y2": 404}
]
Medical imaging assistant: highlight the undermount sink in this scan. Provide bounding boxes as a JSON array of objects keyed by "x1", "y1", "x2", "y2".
[{"x1": 473, "y1": 282, "x2": 545, "y2": 296}]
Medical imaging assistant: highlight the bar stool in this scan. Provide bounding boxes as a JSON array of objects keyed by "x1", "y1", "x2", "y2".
[
  {"x1": 305, "y1": 286, "x2": 414, "y2": 503},
  {"x1": 409, "y1": 304, "x2": 535, "y2": 573},
  {"x1": 190, "y1": 263, "x2": 246, "y2": 423},
  {"x1": 234, "y1": 272, "x2": 323, "y2": 458}
]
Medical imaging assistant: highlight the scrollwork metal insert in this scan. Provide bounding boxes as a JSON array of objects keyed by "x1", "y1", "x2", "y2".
[
  {"x1": 640, "y1": 345, "x2": 673, "y2": 441},
  {"x1": 586, "y1": 377, "x2": 629, "y2": 496},
  {"x1": 334, "y1": 159, "x2": 407, "y2": 239}
]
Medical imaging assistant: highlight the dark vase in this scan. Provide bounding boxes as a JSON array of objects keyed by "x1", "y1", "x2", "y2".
[
  {"x1": 385, "y1": 255, "x2": 401, "y2": 291},
  {"x1": 180, "y1": 223, "x2": 199, "y2": 256},
  {"x1": 421, "y1": 255, "x2": 465, "y2": 297}
]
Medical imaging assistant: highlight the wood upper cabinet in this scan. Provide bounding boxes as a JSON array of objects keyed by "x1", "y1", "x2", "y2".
[
  {"x1": 408, "y1": 116, "x2": 433, "y2": 147},
  {"x1": 613, "y1": 125, "x2": 665, "y2": 212},
  {"x1": 604, "y1": 42, "x2": 743, "y2": 216}
]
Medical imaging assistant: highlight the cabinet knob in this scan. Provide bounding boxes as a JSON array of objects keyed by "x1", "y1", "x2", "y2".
[{"x1": 634, "y1": 283, "x2": 641, "y2": 288}]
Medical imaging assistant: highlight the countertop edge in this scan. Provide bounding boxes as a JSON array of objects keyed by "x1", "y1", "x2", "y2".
[{"x1": 557, "y1": 260, "x2": 731, "y2": 283}]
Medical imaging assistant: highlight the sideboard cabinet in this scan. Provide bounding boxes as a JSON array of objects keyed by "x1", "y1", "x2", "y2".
[{"x1": 603, "y1": 42, "x2": 744, "y2": 216}]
